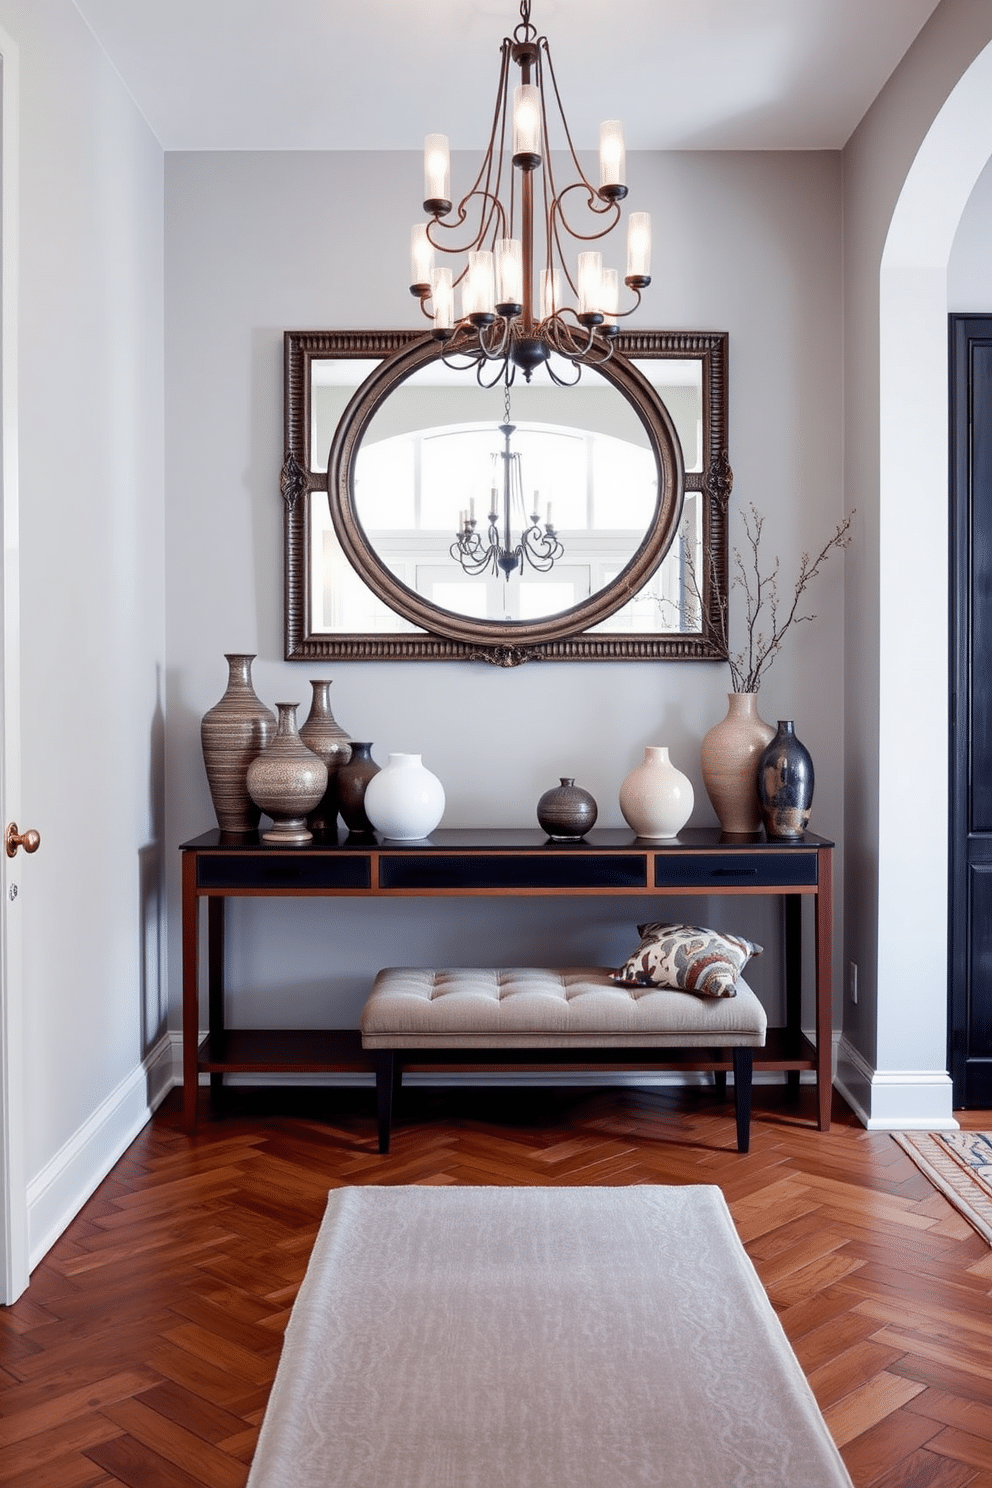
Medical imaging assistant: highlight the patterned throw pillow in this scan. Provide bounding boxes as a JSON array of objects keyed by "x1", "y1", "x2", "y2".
[{"x1": 613, "y1": 922, "x2": 763, "y2": 999}]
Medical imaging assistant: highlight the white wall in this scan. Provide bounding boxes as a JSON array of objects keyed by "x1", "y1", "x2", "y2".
[
  {"x1": 164, "y1": 148, "x2": 845, "y2": 1037},
  {"x1": 839, "y1": 0, "x2": 992, "y2": 1126},
  {"x1": 949, "y1": 153, "x2": 992, "y2": 308},
  {"x1": 0, "y1": 0, "x2": 166, "y2": 1264}
]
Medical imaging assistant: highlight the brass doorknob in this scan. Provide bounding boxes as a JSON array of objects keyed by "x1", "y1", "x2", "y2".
[{"x1": 5, "y1": 823, "x2": 40, "y2": 858}]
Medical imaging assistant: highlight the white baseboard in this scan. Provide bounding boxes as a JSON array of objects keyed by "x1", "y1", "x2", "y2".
[
  {"x1": 834, "y1": 1036, "x2": 958, "y2": 1130},
  {"x1": 26, "y1": 1032, "x2": 176, "y2": 1271}
]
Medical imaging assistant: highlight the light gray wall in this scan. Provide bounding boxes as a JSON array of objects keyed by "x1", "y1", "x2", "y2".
[
  {"x1": 164, "y1": 148, "x2": 844, "y2": 1035},
  {"x1": 0, "y1": 0, "x2": 166, "y2": 1190}
]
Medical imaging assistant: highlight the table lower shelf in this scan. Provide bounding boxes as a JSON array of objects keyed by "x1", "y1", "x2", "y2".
[{"x1": 195, "y1": 1027, "x2": 817, "y2": 1079}]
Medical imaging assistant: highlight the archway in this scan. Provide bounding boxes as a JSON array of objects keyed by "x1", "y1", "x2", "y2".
[{"x1": 872, "y1": 37, "x2": 992, "y2": 1121}]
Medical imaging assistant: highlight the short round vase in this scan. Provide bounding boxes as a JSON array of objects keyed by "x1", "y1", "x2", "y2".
[
  {"x1": 363, "y1": 753, "x2": 445, "y2": 841},
  {"x1": 246, "y1": 702, "x2": 327, "y2": 846},
  {"x1": 758, "y1": 720, "x2": 814, "y2": 840},
  {"x1": 700, "y1": 692, "x2": 775, "y2": 835},
  {"x1": 200, "y1": 653, "x2": 276, "y2": 835},
  {"x1": 337, "y1": 743, "x2": 381, "y2": 834},
  {"x1": 536, "y1": 778, "x2": 598, "y2": 840},
  {"x1": 299, "y1": 679, "x2": 352, "y2": 833},
  {"x1": 619, "y1": 746, "x2": 694, "y2": 840}
]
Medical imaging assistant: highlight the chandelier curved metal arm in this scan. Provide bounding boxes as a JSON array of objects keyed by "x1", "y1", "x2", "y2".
[{"x1": 408, "y1": 0, "x2": 652, "y2": 384}]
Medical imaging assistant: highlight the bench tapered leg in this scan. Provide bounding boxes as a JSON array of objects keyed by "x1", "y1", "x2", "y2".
[
  {"x1": 375, "y1": 1051, "x2": 395, "y2": 1154},
  {"x1": 732, "y1": 1048, "x2": 753, "y2": 1154}
]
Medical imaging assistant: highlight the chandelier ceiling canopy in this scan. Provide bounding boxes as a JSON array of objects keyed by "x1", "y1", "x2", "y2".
[{"x1": 408, "y1": 0, "x2": 652, "y2": 386}]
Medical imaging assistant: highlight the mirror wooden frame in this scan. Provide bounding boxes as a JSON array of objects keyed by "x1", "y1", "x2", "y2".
[{"x1": 283, "y1": 329, "x2": 731, "y2": 665}]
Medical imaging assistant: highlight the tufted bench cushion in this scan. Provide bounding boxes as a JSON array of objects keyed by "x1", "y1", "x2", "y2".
[
  {"x1": 360, "y1": 966, "x2": 768, "y2": 1047},
  {"x1": 360, "y1": 967, "x2": 767, "y2": 1153}
]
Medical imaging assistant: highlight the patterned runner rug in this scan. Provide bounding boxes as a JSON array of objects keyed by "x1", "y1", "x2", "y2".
[
  {"x1": 893, "y1": 1130, "x2": 992, "y2": 1244},
  {"x1": 246, "y1": 1184, "x2": 853, "y2": 1488}
]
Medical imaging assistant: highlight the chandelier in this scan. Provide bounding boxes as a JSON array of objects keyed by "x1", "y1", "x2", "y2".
[
  {"x1": 409, "y1": 0, "x2": 651, "y2": 386},
  {"x1": 450, "y1": 385, "x2": 564, "y2": 578}
]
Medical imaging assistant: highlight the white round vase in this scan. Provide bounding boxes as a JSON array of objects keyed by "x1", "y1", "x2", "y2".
[
  {"x1": 363, "y1": 752, "x2": 445, "y2": 840},
  {"x1": 619, "y1": 745, "x2": 694, "y2": 840}
]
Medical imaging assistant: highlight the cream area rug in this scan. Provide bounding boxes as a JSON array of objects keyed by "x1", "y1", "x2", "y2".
[
  {"x1": 246, "y1": 1185, "x2": 853, "y2": 1488},
  {"x1": 893, "y1": 1130, "x2": 992, "y2": 1244}
]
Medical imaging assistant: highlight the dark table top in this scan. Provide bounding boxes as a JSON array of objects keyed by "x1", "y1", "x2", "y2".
[{"x1": 181, "y1": 826, "x2": 834, "y2": 853}]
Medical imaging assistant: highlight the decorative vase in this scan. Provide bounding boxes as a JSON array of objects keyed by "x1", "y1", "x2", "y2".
[
  {"x1": 337, "y1": 743, "x2": 381, "y2": 834},
  {"x1": 246, "y1": 703, "x2": 328, "y2": 846},
  {"x1": 536, "y1": 778, "x2": 598, "y2": 840},
  {"x1": 299, "y1": 679, "x2": 352, "y2": 833},
  {"x1": 363, "y1": 753, "x2": 445, "y2": 840},
  {"x1": 700, "y1": 692, "x2": 776, "y2": 835},
  {"x1": 200, "y1": 653, "x2": 276, "y2": 834},
  {"x1": 758, "y1": 720, "x2": 814, "y2": 840},
  {"x1": 619, "y1": 746, "x2": 694, "y2": 840}
]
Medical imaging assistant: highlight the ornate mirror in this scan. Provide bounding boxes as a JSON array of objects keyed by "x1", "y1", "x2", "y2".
[{"x1": 283, "y1": 330, "x2": 730, "y2": 665}]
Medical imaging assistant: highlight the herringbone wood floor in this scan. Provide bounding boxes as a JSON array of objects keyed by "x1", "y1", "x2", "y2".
[{"x1": 2, "y1": 1080, "x2": 992, "y2": 1487}]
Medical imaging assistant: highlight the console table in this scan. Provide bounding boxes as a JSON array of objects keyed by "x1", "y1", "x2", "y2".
[{"x1": 180, "y1": 826, "x2": 834, "y2": 1132}]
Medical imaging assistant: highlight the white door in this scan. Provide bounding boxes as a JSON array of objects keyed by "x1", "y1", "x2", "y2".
[{"x1": 0, "y1": 30, "x2": 31, "y2": 1307}]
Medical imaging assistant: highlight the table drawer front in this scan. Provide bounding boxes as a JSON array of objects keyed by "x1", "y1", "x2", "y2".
[
  {"x1": 379, "y1": 853, "x2": 648, "y2": 891},
  {"x1": 653, "y1": 852, "x2": 817, "y2": 889},
  {"x1": 197, "y1": 855, "x2": 372, "y2": 891}
]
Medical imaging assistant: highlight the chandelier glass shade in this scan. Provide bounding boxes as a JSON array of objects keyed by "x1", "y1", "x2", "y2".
[{"x1": 409, "y1": 0, "x2": 652, "y2": 386}]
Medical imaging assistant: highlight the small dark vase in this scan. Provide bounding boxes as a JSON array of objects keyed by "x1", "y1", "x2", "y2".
[
  {"x1": 337, "y1": 742, "x2": 381, "y2": 834},
  {"x1": 536, "y1": 777, "x2": 598, "y2": 840},
  {"x1": 758, "y1": 721, "x2": 814, "y2": 840}
]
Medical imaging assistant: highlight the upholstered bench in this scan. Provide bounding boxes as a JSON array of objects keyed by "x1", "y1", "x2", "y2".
[{"x1": 360, "y1": 967, "x2": 768, "y2": 1155}]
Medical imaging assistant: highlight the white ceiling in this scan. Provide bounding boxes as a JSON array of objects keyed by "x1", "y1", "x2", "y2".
[{"x1": 71, "y1": 0, "x2": 943, "y2": 153}]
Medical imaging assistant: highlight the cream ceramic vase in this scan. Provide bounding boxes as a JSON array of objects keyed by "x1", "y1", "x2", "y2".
[
  {"x1": 700, "y1": 692, "x2": 775, "y2": 835},
  {"x1": 363, "y1": 753, "x2": 445, "y2": 840},
  {"x1": 619, "y1": 746, "x2": 694, "y2": 840}
]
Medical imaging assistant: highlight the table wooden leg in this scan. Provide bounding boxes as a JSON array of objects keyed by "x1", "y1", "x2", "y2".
[
  {"x1": 181, "y1": 852, "x2": 200, "y2": 1129},
  {"x1": 784, "y1": 894, "x2": 802, "y2": 1099},
  {"x1": 816, "y1": 847, "x2": 834, "y2": 1131},
  {"x1": 208, "y1": 897, "x2": 225, "y2": 1111}
]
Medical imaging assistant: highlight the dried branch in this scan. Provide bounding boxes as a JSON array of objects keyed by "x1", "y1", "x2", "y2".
[{"x1": 682, "y1": 503, "x2": 854, "y2": 693}]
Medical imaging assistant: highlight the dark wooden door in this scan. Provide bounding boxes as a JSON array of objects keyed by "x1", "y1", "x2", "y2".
[{"x1": 950, "y1": 314, "x2": 992, "y2": 1105}]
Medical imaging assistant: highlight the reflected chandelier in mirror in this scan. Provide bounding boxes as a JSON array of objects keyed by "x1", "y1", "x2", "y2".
[{"x1": 283, "y1": 329, "x2": 731, "y2": 665}]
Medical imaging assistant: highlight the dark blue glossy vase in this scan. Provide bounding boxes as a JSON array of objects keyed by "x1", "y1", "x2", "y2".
[{"x1": 757, "y1": 720, "x2": 814, "y2": 839}]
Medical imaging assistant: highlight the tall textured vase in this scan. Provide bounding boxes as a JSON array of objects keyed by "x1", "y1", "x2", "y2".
[
  {"x1": 363, "y1": 753, "x2": 445, "y2": 840},
  {"x1": 246, "y1": 703, "x2": 327, "y2": 845},
  {"x1": 619, "y1": 746, "x2": 694, "y2": 840},
  {"x1": 299, "y1": 679, "x2": 352, "y2": 833},
  {"x1": 700, "y1": 693, "x2": 775, "y2": 835},
  {"x1": 758, "y1": 720, "x2": 814, "y2": 839},
  {"x1": 200, "y1": 653, "x2": 276, "y2": 834}
]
